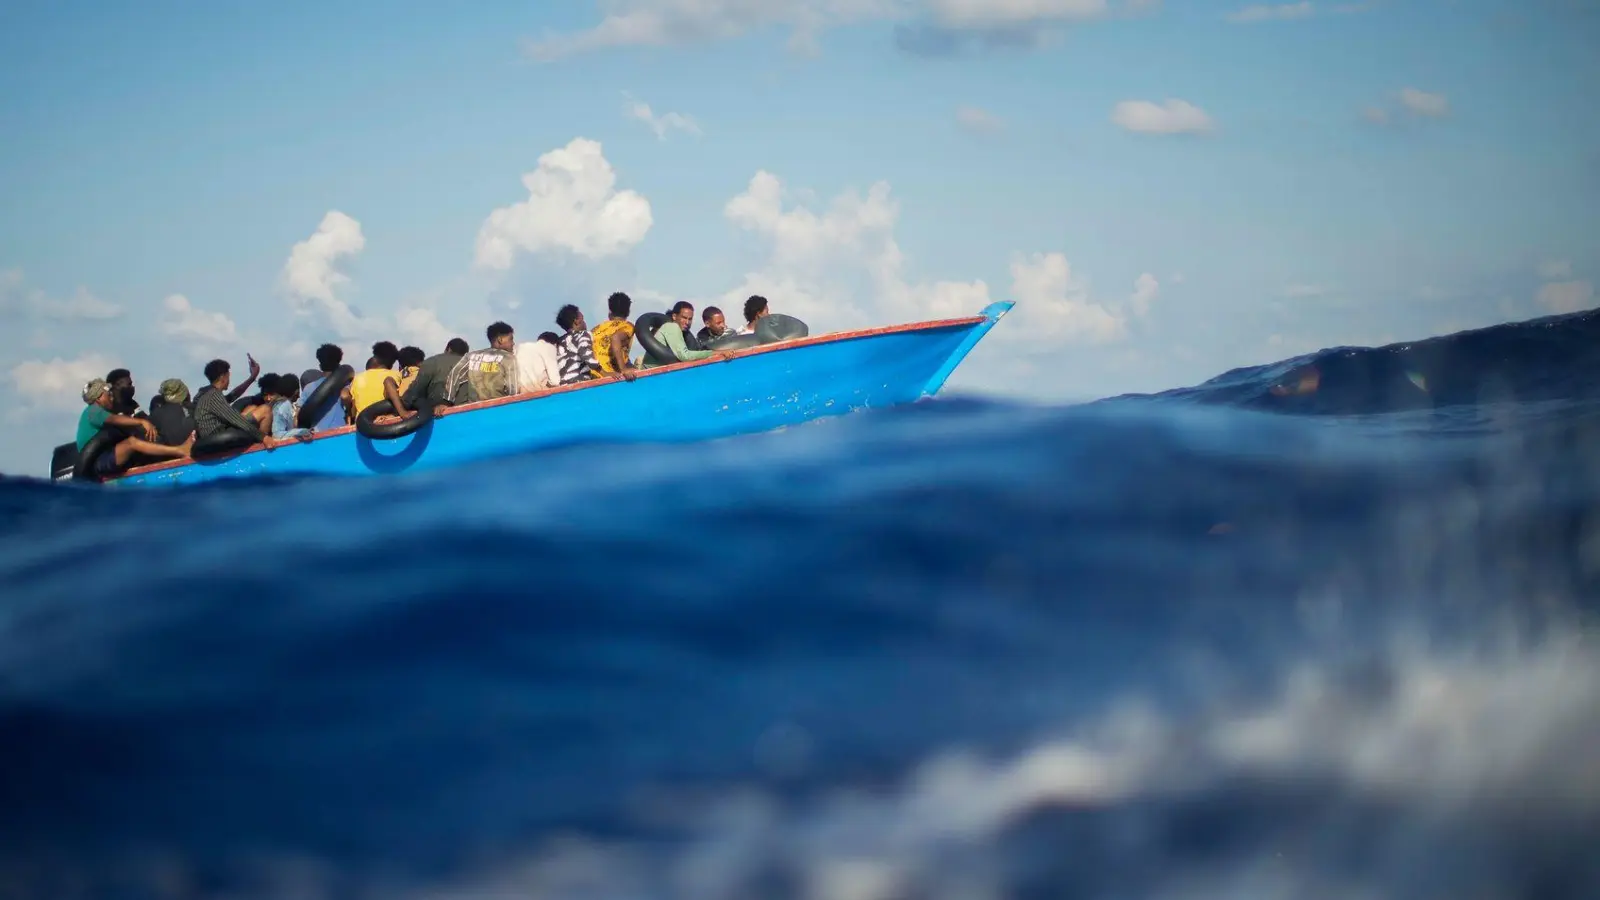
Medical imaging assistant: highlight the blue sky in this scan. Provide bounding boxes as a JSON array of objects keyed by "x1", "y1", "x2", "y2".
[{"x1": 1, "y1": 0, "x2": 1596, "y2": 475}]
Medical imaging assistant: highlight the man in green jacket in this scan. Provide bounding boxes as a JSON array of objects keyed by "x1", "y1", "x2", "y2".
[{"x1": 642, "y1": 302, "x2": 734, "y2": 369}]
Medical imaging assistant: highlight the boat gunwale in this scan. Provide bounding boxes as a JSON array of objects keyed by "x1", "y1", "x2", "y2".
[{"x1": 107, "y1": 313, "x2": 989, "y2": 482}]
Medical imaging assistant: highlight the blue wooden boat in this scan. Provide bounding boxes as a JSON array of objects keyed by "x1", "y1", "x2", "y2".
[{"x1": 97, "y1": 301, "x2": 1014, "y2": 488}]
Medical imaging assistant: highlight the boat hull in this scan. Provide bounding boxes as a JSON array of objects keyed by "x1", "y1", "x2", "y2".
[{"x1": 108, "y1": 302, "x2": 1013, "y2": 488}]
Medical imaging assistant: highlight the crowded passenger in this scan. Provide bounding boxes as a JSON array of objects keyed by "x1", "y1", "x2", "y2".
[
  {"x1": 397, "y1": 346, "x2": 425, "y2": 395},
  {"x1": 76, "y1": 379, "x2": 193, "y2": 477},
  {"x1": 105, "y1": 368, "x2": 145, "y2": 417},
  {"x1": 446, "y1": 322, "x2": 520, "y2": 403},
  {"x1": 195, "y1": 353, "x2": 260, "y2": 404},
  {"x1": 697, "y1": 306, "x2": 732, "y2": 346},
  {"x1": 268, "y1": 374, "x2": 313, "y2": 442},
  {"x1": 738, "y1": 295, "x2": 771, "y2": 335},
  {"x1": 401, "y1": 338, "x2": 468, "y2": 416},
  {"x1": 147, "y1": 378, "x2": 195, "y2": 446},
  {"x1": 556, "y1": 305, "x2": 603, "y2": 385},
  {"x1": 195, "y1": 359, "x2": 275, "y2": 446},
  {"x1": 345, "y1": 356, "x2": 408, "y2": 421},
  {"x1": 641, "y1": 301, "x2": 721, "y2": 369},
  {"x1": 592, "y1": 292, "x2": 637, "y2": 381},
  {"x1": 517, "y1": 330, "x2": 562, "y2": 392},
  {"x1": 301, "y1": 344, "x2": 348, "y2": 431},
  {"x1": 372, "y1": 341, "x2": 400, "y2": 371}
]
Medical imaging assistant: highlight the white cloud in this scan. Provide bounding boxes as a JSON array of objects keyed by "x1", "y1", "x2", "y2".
[
  {"x1": 395, "y1": 306, "x2": 458, "y2": 350},
  {"x1": 1537, "y1": 259, "x2": 1572, "y2": 281},
  {"x1": 282, "y1": 210, "x2": 366, "y2": 332},
  {"x1": 955, "y1": 105, "x2": 1005, "y2": 134},
  {"x1": 1129, "y1": 272, "x2": 1159, "y2": 318},
  {"x1": 160, "y1": 293, "x2": 240, "y2": 358},
  {"x1": 1009, "y1": 252, "x2": 1126, "y2": 343},
  {"x1": 521, "y1": 0, "x2": 1130, "y2": 60},
  {"x1": 1110, "y1": 98, "x2": 1214, "y2": 135},
  {"x1": 475, "y1": 138, "x2": 653, "y2": 270},
  {"x1": 1537, "y1": 280, "x2": 1594, "y2": 315},
  {"x1": 1226, "y1": 2, "x2": 1313, "y2": 22},
  {"x1": 10, "y1": 352, "x2": 116, "y2": 415},
  {"x1": 1397, "y1": 87, "x2": 1450, "y2": 118},
  {"x1": 623, "y1": 93, "x2": 702, "y2": 140},
  {"x1": 0, "y1": 268, "x2": 122, "y2": 321}
]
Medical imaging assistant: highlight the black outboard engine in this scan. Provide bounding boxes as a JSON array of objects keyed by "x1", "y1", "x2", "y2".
[{"x1": 49, "y1": 442, "x2": 77, "y2": 482}]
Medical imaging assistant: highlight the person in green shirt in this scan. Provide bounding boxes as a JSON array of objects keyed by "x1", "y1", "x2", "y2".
[
  {"x1": 641, "y1": 302, "x2": 735, "y2": 369},
  {"x1": 76, "y1": 378, "x2": 194, "y2": 478}
]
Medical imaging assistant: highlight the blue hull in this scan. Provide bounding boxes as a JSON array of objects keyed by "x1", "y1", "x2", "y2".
[{"x1": 110, "y1": 302, "x2": 1013, "y2": 488}]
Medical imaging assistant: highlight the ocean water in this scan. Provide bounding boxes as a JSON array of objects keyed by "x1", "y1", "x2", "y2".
[{"x1": 2, "y1": 310, "x2": 1598, "y2": 899}]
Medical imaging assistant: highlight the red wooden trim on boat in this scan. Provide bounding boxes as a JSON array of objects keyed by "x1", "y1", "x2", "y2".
[{"x1": 110, "y1": 314, "x2": 986, "y2": 481}]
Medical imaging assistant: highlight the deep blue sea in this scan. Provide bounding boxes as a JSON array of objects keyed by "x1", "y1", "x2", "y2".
[{"x1": 3, "y1": 309, "x2": 1598, "y2": 899}]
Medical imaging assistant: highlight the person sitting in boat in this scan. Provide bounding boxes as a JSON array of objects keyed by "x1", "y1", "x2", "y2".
[
  {"x1": 148, "y1": 378, "x2": 196, "y2": 446},
  {"x1": 372, "y1": 340, "x2": 399, "y2": 371},
  {"x1": 268, "y1": 373, "x2": 313, "y2": 443},
  {"x1": 345, "y1": 356, "x2": 409, "y2": 421},
  {"x1": 446, "y1": 322, "x2": 521, "y2": 403},
  {"x1": 396, "y1": 345, "x2": 426, "y2": 394},
  {"x1": 76, "y1": 378, "x2": 194, "y2": 477},
  {"x1": 555, "y1": 305, "x2": 603, "y2": 385},
  {"x1": 195, "y1": 353, "x2": 261, "y2": 405},
  {"x1": 105, "y1": 368, "x2": 145, "y2": 418},
  {"x1": 640, "y1": 302, "x2": 721, "y2": 369},
  {"x1": 195, "y1": 358, "x2": 278, "y2": 446},
  {"x1": 302, "y1": 344, "x2": 349, "y2": 431},
  {"x1": 517, "y1": 331, "x2": 562, "y2": 392},
  {"x1": 592, "y1": 292, "x2": 638, "y2": 381},
  {"x1": 737, "y1": 295, "x2": 771, "y2": 336},
  {"x1": 402, "y1": 337, "x2": 469, "y2": 416},
  {"x1": 697, "y1": 306, "x2": 732, "y2": 346}
]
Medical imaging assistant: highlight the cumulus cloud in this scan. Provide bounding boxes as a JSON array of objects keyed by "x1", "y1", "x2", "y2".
[
  {"x1": 394, "y1": 306, "x2": 457, "y2": 350},
  {"x1": 1129, "y1": 272, "x2": 1159, "y2": 318},
  {"x1": 1010, "y1": 253, "x2": 1127, "y2": 343},
  {"x1": 522, "y1": 0, "x2": 1135, "y2": 60},
  {"x1": 282, "y1": 210, "x2": 366, "y2": 332},
  {"x1": 1110, "y1": 98, "x2": 1214, "y2": 135},
  {"x1": 1226, "y1": 2, "x2": 1314, "y2": 21},
  {"x1": 10, "y1": 352, "x2": 116, "y2": 414},
  {"x1": 955, "y1": 105, "x2": 1005, "y2": 134},
  {"x1": 0, "y1": 268, "x2": 121, "y2": 321},
  {"x1": 475, "y1": 138, "x2": 653, "y2": 270},
  {"x1": 160, "y1": 294, "x2": 241, "y2": 361},
  {"x1": 1366, "y1": 87, "x2": 1450, "y2": 125},
  {"x1": 623, "y1": 93, "x2": 702, "y2": 140}
]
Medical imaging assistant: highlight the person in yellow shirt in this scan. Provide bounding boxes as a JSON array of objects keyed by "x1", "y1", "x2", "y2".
[
  {"x1": 397, "y1": 345, "x2": 425, "y2": 396},
  {"x1": 341, "y1": 356, "x2": 409, "y2": 423},
  {"x1": 591, "y1": 292, "x2": 637, "y2": 380}
]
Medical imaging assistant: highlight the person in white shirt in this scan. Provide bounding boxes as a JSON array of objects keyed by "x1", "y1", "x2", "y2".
[
  {"x1": 517, "y1": 331, "x2": 564, "y2": 392},
  {"x1": 737, "y1": 294, "x2": 770, "y2": 335}
]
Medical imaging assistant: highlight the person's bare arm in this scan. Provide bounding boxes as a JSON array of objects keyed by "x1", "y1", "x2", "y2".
[
  {"x1": 384, "y1": 376, "x2": 411, "y2": 417},
  {"x1": 226, "y1": 354, "x2": 261, "y2": 402},
  {"x1": 107, "y1": 413, "x2": 158, "y2": 441}
]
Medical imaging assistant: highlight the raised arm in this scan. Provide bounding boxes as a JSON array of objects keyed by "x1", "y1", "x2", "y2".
[{"x1": 225, "y1": 354, "x2": 261, "y2": 403}]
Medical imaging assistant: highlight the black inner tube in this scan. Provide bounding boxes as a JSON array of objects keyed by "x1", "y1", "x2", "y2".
[
  {"x1": 297, "y1": 365, "x2": 355, "y2": 429},
  {"x1": 755, "y1": 314, "x2": 809, "y2": 343},
  {"x1": 192, "y1": 428, "x2": 259, "y2": 458},
  {"x1": 707, "y1": 333, "x2": 761, "y2": 351},
  {"x1": 355, "y1": 400, "x2": 433, "y2": 440},
  {"x1": 70, "y1": 430, "x2": 122, "y2": 481},
  {"x1": 633, "y1": 312, "x2": 679, "y2": 367}
]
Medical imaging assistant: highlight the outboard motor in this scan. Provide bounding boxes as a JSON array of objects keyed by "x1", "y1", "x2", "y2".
[{"x1": 49, "y1": 442, "x2": 77, "y2": 482}]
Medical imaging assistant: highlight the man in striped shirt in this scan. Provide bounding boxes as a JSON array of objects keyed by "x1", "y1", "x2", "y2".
[
  {"x1": 556, "y1": 304, "x2": 604, "y2": 385},
  {"x1": 194, "y1": 358, "x2": 292, "y2": 449}
]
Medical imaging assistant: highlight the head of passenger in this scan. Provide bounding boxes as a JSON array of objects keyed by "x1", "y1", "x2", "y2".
[
  {"x1": 106, "y1": 368, "x2": 135, "y2": 405},
  {"x1": 372, "y1": 341, "x2": 399, "y2": 370},
  {"x1": 670, "y1": 301, "x2": 695, "y2": 331},
  {"x1": 744, "y1": 295, "x2": 770, "y2": 327},
  {"x1": 204, "y1": 358, "x2": 231, "y2": 391},
  {"x1": 159, "y1": 378, "x2": 191, "y2": 408},
  {"x1": 83, "y1": 378, "x2": 114, "y2": 411},
  {"x1": 300, "y1": 368, "x2": 320, "y2": 387},
  {"x1": 276, "y1": 373, "x2": 301, "y2": 404},
  {"x1": 316, "y1": 343, "x2": 344, "y2": 375},
  {"x1": 398, "y1": 345, "x2": 426, "y2": 372},
  {"x1": 257, "y1": 373, "x2": 283, "y2": 403},
  {"x1": 446, "y1": 338, "x2": 469, "y2": 356},
  {"x1": 608, "y1": 292, "x2": 632, "y2": 320},
  {"x1": 487, "y1": 321, "x2": 515, "y2": 351},
  {"x1": 556, "y1": 305, "x2": 585, "y2": 334},
  {"x1": 365, "y1": 356, "x2": 387, "y2": 371},
  {"x1": 538, "y1": 332, "x2": 560, "y2": 346},
  {"x1": 702, "y1": 306, "x2": 728, "y2": 338}
]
